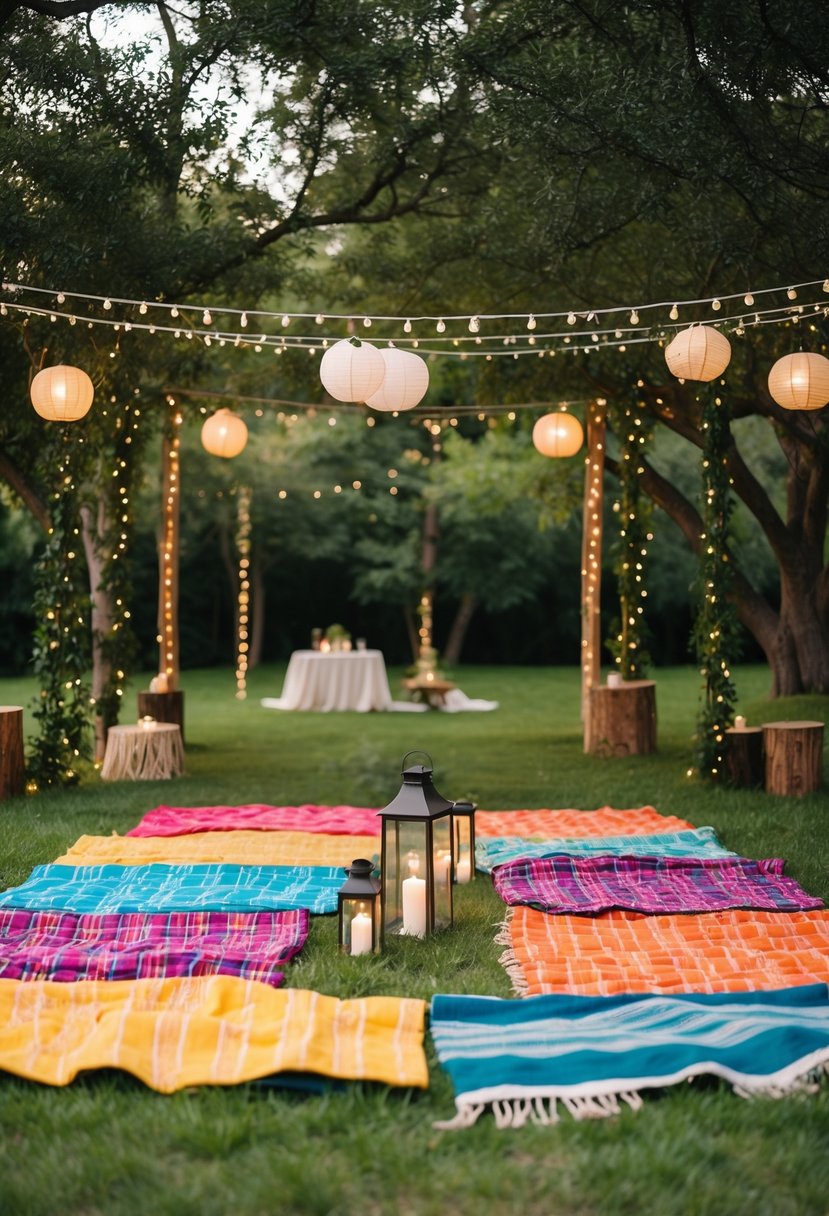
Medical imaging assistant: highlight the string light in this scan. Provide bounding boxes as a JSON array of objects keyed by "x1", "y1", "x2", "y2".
[{"x1": 235, "y1": 487, "x2": 252, "y2": 700}]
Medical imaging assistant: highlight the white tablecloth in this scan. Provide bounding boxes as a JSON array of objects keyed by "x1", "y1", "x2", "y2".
[{"x1": 263, "y1": 649, "x2": 393, "y2": 712}]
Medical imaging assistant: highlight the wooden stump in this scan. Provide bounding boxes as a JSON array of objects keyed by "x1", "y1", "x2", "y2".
[
  {"x1": 137, "y1": 691, "x2": 185, "y2": 746},
  {"x1": 763, "y1": 720, "x2": 824, "y2": 797},
  {"x1": 725, "y1": 727, "x2": 764, "y2": 788},
  {"x1": 587, "y1": 680, "x2": 657, "y2": 757},
  {"x1": 0, "y1": 706, "x2": 25, "y2": 800}
]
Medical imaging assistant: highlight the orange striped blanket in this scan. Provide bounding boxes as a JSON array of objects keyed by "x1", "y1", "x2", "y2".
[{"x1": 476, "y1": 806, "x2": 692, "y2": 839}]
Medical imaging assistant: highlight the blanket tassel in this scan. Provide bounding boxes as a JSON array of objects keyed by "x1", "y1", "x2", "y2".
[{"x1": 432, "y1": 1102, "x2": 487, "y2": 1130}]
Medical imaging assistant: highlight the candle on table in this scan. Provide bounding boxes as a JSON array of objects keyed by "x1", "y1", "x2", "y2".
[
  {"x1": 350, "y1": 910, "x2": 373, "y2": 956},
  {"x1": 607, "y1": 672, "x2": 622, "y2": 688},
  {"x1": 734, "y1": 715, "x2": 746, "y2": 730},
  {"x1": 402, "y1": 853, "x2": 426, "y2": 937}
]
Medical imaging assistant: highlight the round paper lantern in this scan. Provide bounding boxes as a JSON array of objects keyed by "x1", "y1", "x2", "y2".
[
  {"x1": 767, "y1": 352, "x2": 829, "y2": 411},
  {"x1": 201, "y1": 409, "x2": 248, "y2": 458},
  {"x1": 532, "y1": 412, "x2": 584, "y2": 458},
  {"x1": 320, "y1": 339, "x2": 385, "y2": 403},
  {"x1": 664, "y1": 325, "x2": 732, "y2": 381},
  {"x1": 30, "y1": 364, "x2": 94, "y2": 421},
  {"x1": 365, "y1": 347, "x2": 429, "y2": 412}
]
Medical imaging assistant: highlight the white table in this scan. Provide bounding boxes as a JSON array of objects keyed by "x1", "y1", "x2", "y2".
[
  {"x1": 267, "y1": 649, "x2": 393, "y2": 712},
  {"x1": 100, "y1": 723, "x2": 185, "y2": 781}
]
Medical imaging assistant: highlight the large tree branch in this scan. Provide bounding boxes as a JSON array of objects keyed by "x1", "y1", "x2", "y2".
[
  {"x1": 0, "y1": 449, "x2": 50, "y2": 529},
  {"x1": 0, "y1": 0, "x2": 117, "y2": 25}
]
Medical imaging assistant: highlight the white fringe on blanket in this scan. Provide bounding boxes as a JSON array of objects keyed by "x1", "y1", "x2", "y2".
[{"x1": 494, "y1": 911, "x2": 528, "y2": 997}]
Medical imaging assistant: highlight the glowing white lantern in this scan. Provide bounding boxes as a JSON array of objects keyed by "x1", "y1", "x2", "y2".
[
  {"x1": 319, "y1": 339, "x2": 385, "y2": 403},
  {"x1": 664, "y1": 325, "x2": 731, "y2": 381},
  {"x1": 532, "y1": 412, "x2": 584, "y2": 458},
  {"x1": 201, "y1": 409, "x2": 248, "y2": 458},
  {"x1": 767, "y1": 352, "x2": 829, "y2": 411},
  {"x1": 30, "y1": 364, "x2": 94, "y2": 421},
  {"x1": 365, "y1": 347, "x2": 429, "y2": 412}
]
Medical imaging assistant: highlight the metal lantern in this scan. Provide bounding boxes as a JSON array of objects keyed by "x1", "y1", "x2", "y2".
[
  {"x1": 338, "y1": 858, "x2": 382, "y2": 956},
  {"x1": 365, "y1": 346, "x2": 429, "y2": 412},
  {"x1": 451, "y1": 800, "x2": 477, "y2": 884},
  {"x1": 664, "y1": 325, "x2": 732, "y2": 382},
  {"x1": 767, "y1": 352, "x2": 829, "y2": 411},
  {"x1": 532, "y1": 412, "x2": 584, "y2": 458},
  {"x1": 30, "y1": 364, "x2": 94, "y2": 422},
  {"x1": 379, "y1": 752, "x2": 454, "y2": 943},
  {"x1": 201, "y1": 409, "x2": 248, "y2": 458},
  {"x1": 320, "y1": 338, "x2": 386, "y2": 403}
]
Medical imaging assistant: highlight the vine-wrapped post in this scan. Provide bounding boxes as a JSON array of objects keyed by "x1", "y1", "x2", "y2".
[
  {"x1": 158, "y1": 401, "x2": 182, "y2": 692},
  {"x1": 693, "y1": 384, "x2": 739, "y2": 780},
  {"x1": 607, "y1": 390, "x2": 653, "y2": 679},
  {"x1": 581, "y1": 400, "x2": 606, "y2": 751}
]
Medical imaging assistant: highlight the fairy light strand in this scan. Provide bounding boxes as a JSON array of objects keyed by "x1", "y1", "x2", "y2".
[{"x1": 235, "y1": 486, "x2": 252, "y2": 700}]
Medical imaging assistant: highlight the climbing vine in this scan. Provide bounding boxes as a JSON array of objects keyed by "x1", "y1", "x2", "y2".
[
  {"x1": 607, "y1": 390, "x2": 653, "y2": 679},
  {"x1": 692, "y1": 384, "x2": 740, "y2": 780}
]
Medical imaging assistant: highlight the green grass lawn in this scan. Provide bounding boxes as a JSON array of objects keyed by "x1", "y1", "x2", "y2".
[{"x1": 1, "y1": 664, "x2": 828, "y2": 1216}]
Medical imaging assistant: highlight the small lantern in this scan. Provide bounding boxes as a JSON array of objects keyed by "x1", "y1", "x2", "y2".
[
  {"x1": 451, "y1": 800, "x2": 477, "y2": 883},
  {"x1": 338, "y1": 859, "x2": 381, "y2": 956},
  {"x1": 201, "y1": 409, "x2": 248, "y2": 458},
  {"x1": 30, "y1": 364, "x2": 94, "y2": 421},
  {"x1": 320, "y1": 338, "x2": 386, "y2": 403},
  {"x1": 664, "y1": 325, "x2": 731, "y2": 382},
  {"x1": 767, "y1": 352, "x2": 829, "y2": 411},
  {"x1": 365, "y1": 347, "x2": 429, "y2": 412},
  {"x1": 379, "y1": 752, "x2": 454, "y2": 943},
  {"x1": 532, "y1": 412, "x2": 584, "y2": 458}
]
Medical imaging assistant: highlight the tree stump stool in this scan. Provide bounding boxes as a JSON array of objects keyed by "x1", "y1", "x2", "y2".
[
  {"x1": 763, "y1": 721, "x2": 824, "y2": 797},
  {"x1": 725, "y1": 726, "x2": 764, "y2": 788},
  {"x1": 0, "y1": 706, "x2": 25, "y2": 800},
  {"x1": 587, "y1": 680, "x2": 657, "y2": 756},
  {"x1": 137, "y1": 691, "x2": 185, "y2": 746}
]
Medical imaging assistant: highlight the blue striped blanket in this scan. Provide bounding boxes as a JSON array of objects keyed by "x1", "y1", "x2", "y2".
[
  {"x1": 476, "y1": 826, "x2": 735, "y2": 873},
  {"x1": 0, "y1": 863, "x2": 342, "y2": 916},
  {"x1": 430, "y1": 985, "x2": 829, "y2": 1129}
]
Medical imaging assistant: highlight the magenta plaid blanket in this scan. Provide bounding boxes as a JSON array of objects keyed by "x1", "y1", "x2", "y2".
[
  {"x1": 491, "y1": 855, "x2": 824, "y2": 916},
  {"x1": 127, "y1": 803, "x2": 381, "y2": 838},
  {"x1": 0, "y1": 908, "x2": 309, "y2": 985}
]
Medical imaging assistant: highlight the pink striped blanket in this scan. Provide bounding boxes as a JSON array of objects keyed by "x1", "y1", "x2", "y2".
[{"x1": 127, "y1": 803, "x2": 381, "y2": 837}]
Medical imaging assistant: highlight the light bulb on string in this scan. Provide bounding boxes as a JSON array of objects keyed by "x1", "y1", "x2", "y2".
[
  {"x1": 669, "y1": 304, "x2": 679, "y2": 320},
  {"x1": 436, "y1": 319, "x2": 446, "y2": 333},
  {"x1": 527, "y1": 315, "x2": 536, "y2": 331},
  {"x1": 744, "y1": 293, "x2": 754, "y2": 306},
  {"x1": 711, "y1": 299, "x2": 721, "y2": 311}
]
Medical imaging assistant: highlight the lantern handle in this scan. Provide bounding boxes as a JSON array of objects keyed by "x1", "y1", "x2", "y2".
[{"x1": 401, "y1": 749, "x2": 433, "y2": 772}]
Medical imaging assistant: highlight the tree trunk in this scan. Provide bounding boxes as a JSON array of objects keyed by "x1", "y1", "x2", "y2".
[
  {"x1": 80, "y1": 499, "x2": 114, "y2": 763},
  {"x1": 442, "y1": 592, "x2": 477, "y2": 666},
  {"x1": 763, "y1": 721, "x2": 824, "y2": 797},
  {"x1": 403, "y1": 604, "x2": 418, "y2": 662},
  {"x1": 0, "y1": 706, "x2": 25, "y2": 799}
]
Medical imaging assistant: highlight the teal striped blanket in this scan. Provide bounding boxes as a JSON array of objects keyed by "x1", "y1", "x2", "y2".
[
  {"x1": 476, "y1": 826, "x2": 734, "y2": 873},
  {"x1": 430, "y1": 986, "x2": 829, "y2": 1129},
  {"x1": 0, "y1": 863, "x2": 342, "y2": 915}
]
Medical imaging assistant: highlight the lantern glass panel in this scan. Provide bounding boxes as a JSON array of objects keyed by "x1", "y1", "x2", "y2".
[
  {"x1": 382, "y1": 819, "x2": 429, "y2": 937},
  {"x1": 340, "y1": 897, "x2": 378, "y2": 956},
  {"x1": 453, "y1": 804, "x2": 475, "y2": 884},
  {"x1": 431, "y1": 815, "x2": 453, "y2": 929}
]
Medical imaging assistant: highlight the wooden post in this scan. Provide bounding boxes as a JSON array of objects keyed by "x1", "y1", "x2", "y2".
[
  {"x1": 763, "y1": 721, "x2": 824, "y2": 797},
  {"x1": 724, "y1": 726, "x2": 764, "y2": 788},
  {"x1": 137, "y1": 690, "x2": 185, "y2": 745},
  {"x1": 158, "y1": 405, "x2": 182, "y2": 692},
  {"x1": 0, "y1": 706, "x2": 25, "y2": 800},
  {"x1": 587, "y1": 680, "x2": 656, "y2": 757},
  {"x1": 581, "y1": 401, "x2": 606, "y2": 752}
]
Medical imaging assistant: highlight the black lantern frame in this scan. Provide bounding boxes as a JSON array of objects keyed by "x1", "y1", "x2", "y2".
[
  {"x1": 379, "y1": 752, "x2": 454, "y2": 943},
  {"x1": 338, "y1": 858, "x2": 382, "y2": 956},
  {"x1": 451, "y1": 800, "x2": 477, "y2": 883}
]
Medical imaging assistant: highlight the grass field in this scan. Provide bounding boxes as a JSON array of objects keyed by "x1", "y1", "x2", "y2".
[{"x1": 1, "y1": 663, "x2": 828, "y2": 1216}]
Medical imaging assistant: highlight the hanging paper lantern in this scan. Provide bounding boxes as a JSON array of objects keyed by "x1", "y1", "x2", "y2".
[
  {"x1": 767, "y1": 352, "x2": 829, "y2": 411},
  {"x1": 30, "y1": 364, "x2": 94, "y2": 421},
  {"x1": 532, "y1": 412, "x2": 584, "y2": 458},
  {"x1": 365, "y1": 347, "x2": 429, "y2": 412},
  {"x1": 201, "y1": 408, "x2": 248, "y2": 458},
  {"x1": 320, "y1": 339, "x2": 385, "y2": 403},
  {"x1": 664, "y1": 326, "x2": 732, "y2": 381}
]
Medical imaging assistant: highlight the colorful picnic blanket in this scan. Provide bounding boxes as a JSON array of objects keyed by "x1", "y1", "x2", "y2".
[
  {"x1": 430, "y1": 985, "x2": 829, "y2": 1129},
  {"x1": 55, "y1": 831, "x2": 379, "y2": 869},
  {"x1": 476, "y1": 826, "x2": 735, "y2": 873},
  {"x1": 127, "y1": 804, "x2": 382, "y2": 838},
  {"x1": 491, "y1": 855, "x2": 823, "y2": 916},
  {"x1": 475, "y1": 806, "x2": 692, "y2": 839},
  {"x1": 0, "y1": 863, "x2": 343, "y2": 916},
  {"x1": 500, "y1": 906, "x2": 829, "y2": 996},
  {"x1": 0, "y1": 908, "x2": 309, "y2": 985},
  {"x1": 0, "y1": 976, "x2": 428, "y2": 1092}
]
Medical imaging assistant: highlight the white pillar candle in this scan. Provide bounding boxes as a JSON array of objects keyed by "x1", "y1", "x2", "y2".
[
  {"x1": 607, "y1": 672, "x2": 622, "y2": 688},
  {"x1": 402, "y1": 875, "x2": 427, "y2": 937},
  {"x1": 350, "y1": 911, "x2": 373, "y2": 956},
  {"x1": 455, "y1": 858, "x2": 472, "y2": 884},
  {"x1": 734, "y1": 715, "x2": 746, "y2": 730}
]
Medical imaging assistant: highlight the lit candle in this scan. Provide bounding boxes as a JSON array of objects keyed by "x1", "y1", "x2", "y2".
[
  {"x1": 734, "y1": 715, "x2": 746, "y2": 730},
  {"x1": 402, "y1": 853, "x2": 426, "y2": 937},
  {"x1": 455, "y1": 858, "x2": 472, "y2": 884},
  {"x1": 139, "y1": 716, "x2": 156, "y2": 731},
  {"x1": 350, "y1": 910, "x2": 373, "y2": 956},
  {"x1": 607, "y1": 672, "x2": 622, "y2": 688},
  {"x1": 319, "y1": 639, "x2": 331, "y2": 653},
  {"x1": 155, "y1": 672, "x2": 168, "y2": 693}
]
